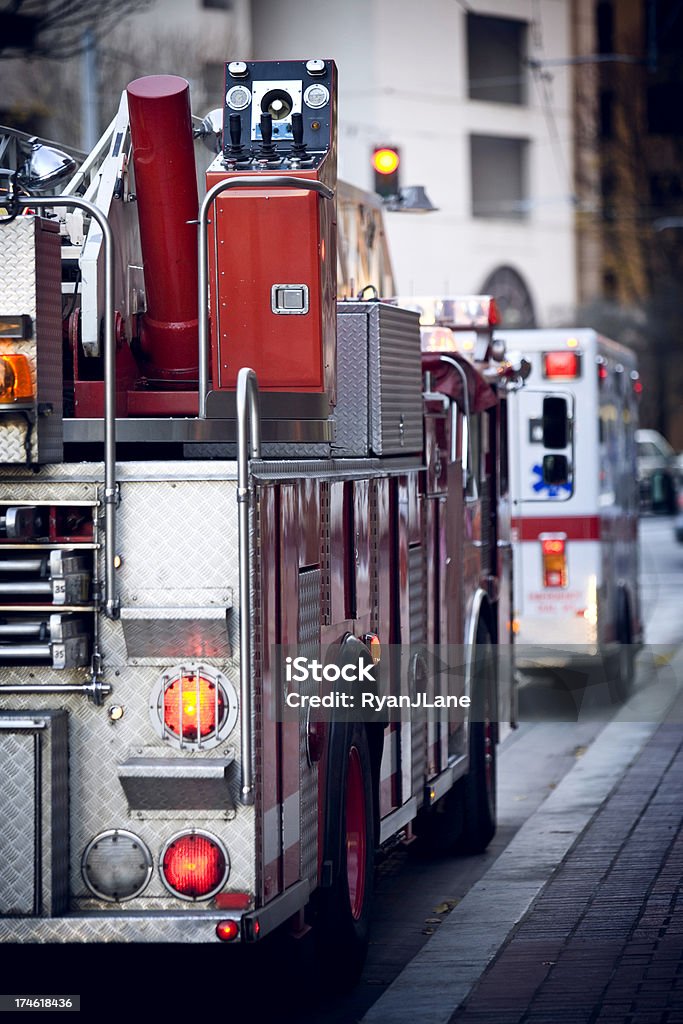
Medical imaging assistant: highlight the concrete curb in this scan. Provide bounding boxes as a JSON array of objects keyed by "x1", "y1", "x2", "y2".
[{"x1": 361, "y1": 668, "x2": 679, "y2": 1024}]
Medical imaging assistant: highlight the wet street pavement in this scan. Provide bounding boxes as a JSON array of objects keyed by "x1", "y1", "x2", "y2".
[{"x1": 356, "y1": 514, "x2": 683, "y2": 1024}]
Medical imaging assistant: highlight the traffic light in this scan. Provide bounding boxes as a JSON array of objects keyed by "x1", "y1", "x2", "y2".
[{"x1": 372, "y1": 146, "x2": 400, "y2": 199}]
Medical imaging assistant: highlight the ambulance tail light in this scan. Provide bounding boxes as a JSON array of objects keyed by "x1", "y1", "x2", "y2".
[
  {"x1": 597, "y1": 356, "x2": 608, "y2": 386},
  {"x1": 0, "y1": 354, "x2": 34, "y2": 405},
  {"x1": 543, "y1": 351, "x2": 580, "y2": 380},
  {"x1": 160, "y1": 830, "x2": 229, "y2": 901},
  {"x1": 630, "y1": 370, "x2": 642, "y2": 396},
  {"x1": 540, "y1": 534, "x2": 567, "y2": 588}
]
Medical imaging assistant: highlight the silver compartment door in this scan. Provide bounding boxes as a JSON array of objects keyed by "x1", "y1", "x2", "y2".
[{"x1": 0, "y1": 726, "x2": 39, "y2": 915}]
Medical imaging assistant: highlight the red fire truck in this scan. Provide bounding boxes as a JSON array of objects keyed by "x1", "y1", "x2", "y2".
[{"x1": 0, "y1": 61, "x2": 524, "y2": 976}]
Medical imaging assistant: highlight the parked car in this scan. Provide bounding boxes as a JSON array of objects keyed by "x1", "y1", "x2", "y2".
[{"x1": 636, "y1": 429, "x2": 678, "y2": 513}]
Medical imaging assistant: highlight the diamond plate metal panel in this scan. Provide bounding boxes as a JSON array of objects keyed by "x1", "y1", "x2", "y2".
[
  {"x1": 335, "y1": 303, "x2": 423, "y2": 456},
  {"x1": 0, "y1": 461, "x2": 258, "y2": 927},
  {"x1": 370, "y1": 303, "x2": 423, "y2": 455},
  {"x1": 409, "y1": 545, "x2": 426, "y2": 647},
  {"x1": 0, "y1": 730, "x2": 36, "y2": 914},
  {"x1": 0, "y1": 710, "x2": 69, "y2": 918},
  {"x1": 408, "y1": 549, "x2": 427, "y2": 799},
  {"x1": 116, "y1": 476, "x2": 238, "y2": 611},
  {"x1": 120, "y1": 606, "x2": 232, "y2": 661},
  {"x1": 298, "y1": 569, "x2": 320, "y2": 886},
  {"x1": 0, "y1": 908, "x2": 258, "y2": 943},
  {"x1": 118, "y1": 756, "x2": 235, "y2": 811},
  {"x1": 0, "y1": 217, "x2": 63, "y2": 464},
  {"x1": 333, "y1": 311, "x2": 370, "y2": 456}
]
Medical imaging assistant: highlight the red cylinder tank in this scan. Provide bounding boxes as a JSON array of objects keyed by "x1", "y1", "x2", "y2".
[{"x1": 127, "y1": 75, "x2": 199, "y2": 383}]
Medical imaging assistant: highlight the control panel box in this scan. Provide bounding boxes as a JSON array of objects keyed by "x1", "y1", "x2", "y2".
[{"x1": 206, "y1": 59, "x2": 337, "y2": 397}]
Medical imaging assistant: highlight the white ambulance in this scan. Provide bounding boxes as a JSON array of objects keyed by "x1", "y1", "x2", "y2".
[{"x1": 495, "y1": 327, "x2": 642, "y2": 700}]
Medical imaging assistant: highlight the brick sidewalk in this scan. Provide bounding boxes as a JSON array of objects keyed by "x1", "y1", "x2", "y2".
[{"x1": 449, "y1": 721, "x2": 683, "y2": 1024}]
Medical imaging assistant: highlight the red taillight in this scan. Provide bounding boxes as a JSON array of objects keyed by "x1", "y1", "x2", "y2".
[
  {"x1": 631, "y1": 370, "x2": 642, "y2": 395},
  {"x1": 215, "y1": 891, "x2": 252, "y2": 911},
  {"x1": 216, "y1": 919, "x2": 240, "y2": 942},
  {"x1": 541, "y1": 535, "x2": 567, "y2": 588},
  {"x1": 161, "y1": 831, "x2": 228, "y2": 900},
  {"x1": 163, "y1": 674, "x2": 225, "y2": 741},
  {"x1": 543, "y1": 351, "x2": 580, "y2": 380},
  {"x1": 597, "y1": 357, "x2": 608, "y2": 385}
]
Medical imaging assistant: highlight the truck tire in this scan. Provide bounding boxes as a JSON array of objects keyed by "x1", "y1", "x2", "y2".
[
  {"x1": 453, "y1": 619, "x2": 497, "y2": 854},
  {"x1": 317, "y1": 719, "x2": 375, "y2": 986}
]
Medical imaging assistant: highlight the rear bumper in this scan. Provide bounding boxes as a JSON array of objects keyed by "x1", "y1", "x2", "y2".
[{"x1": 0, "y1": 880, "x2": 310, "y2": 944}]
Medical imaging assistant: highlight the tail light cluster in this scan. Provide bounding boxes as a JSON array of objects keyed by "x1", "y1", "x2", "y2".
[
  {"x1": 540, "y1": 534, "x2": 568, "y2": 588},
  {"x1": 543, "y1": 350, "x2": 581, "y2": 380},
  {"x1": 82, "y1": 829, "x2": 233, "y2": 905},
  {"x1": 149, "y1": 665, "x2": 238, "y2": 750},
  {"x1": 160, "y1": 831, "x2": 229, "y2": 900}
]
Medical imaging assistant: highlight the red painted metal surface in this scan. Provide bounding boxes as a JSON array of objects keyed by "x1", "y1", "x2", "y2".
[
  {"x1": 206, "y1": 171, "x2": 329, "y2": 392},
  {"x1": 127, "y1": 75, "x2": 199, "y2": 383},
  {"x1": 512, "y1": 515, "x2": 602, "y2": 541},
  {"x1": 127, "y1": 390, "x2": 198, "y2": 416}
]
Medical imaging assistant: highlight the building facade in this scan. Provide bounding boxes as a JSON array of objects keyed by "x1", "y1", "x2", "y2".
[{"x1": 251, "y1": 0, "x2": 577, "y2": 327}]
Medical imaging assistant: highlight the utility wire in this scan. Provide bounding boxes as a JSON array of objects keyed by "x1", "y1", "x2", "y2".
[{"x1": 529, "y1": 0, "x2": 574, "y2": 203}]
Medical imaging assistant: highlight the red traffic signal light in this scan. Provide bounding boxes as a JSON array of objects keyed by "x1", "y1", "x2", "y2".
[{"x1": 372, "y1": 146, "x2": 400, "y2": 199}]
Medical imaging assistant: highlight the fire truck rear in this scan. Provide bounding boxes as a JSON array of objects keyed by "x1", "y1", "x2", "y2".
[{"x1": 0, "y1": 60, "x2": 523, "y2": 971}]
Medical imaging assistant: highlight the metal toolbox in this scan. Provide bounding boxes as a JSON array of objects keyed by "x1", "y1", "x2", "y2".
[{"x1": 334, "y1": 301, "x2": 423, "y2": 456}]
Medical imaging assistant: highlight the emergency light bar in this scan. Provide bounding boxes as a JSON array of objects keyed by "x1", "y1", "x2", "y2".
[
  {"x1": 420, "y1": 326, "x2": 459, "y2": 353},
  {"x1": 393, "y1": 295, "x2": 499, "y2": 330}
]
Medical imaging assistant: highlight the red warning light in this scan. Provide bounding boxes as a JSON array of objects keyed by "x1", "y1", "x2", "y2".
[
  {"x1": 161, "y1": 832, "x2": 227, "y2": 899},
  {"x1": 543, "y1": 351, "x2": 580, "y2": 380}
]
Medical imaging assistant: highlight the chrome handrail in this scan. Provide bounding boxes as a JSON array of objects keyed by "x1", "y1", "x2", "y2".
[
  {"x1": 197, "y1": 175, "x2": 334, "y2": 418},
  {"x1": 17, "y1": 196, "x2": 118, "y2": 619},
  {"x1": 236, "y1": 366, "x2": 261, "y2": 805}
]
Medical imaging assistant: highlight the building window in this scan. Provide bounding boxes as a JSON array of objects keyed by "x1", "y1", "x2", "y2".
[
  {"x1": 467, "y1": 13, "x2": 527, "y2": 105},
  {"x1": 202, "y1": 0, "x2": 232, "y2": 9},
  {"x1": 596, "y1": 2, "x2": 614, "y2": 55},
  {"x1": 481, "y1": 266, "x2": 536, "y2": 328},
  {"x1": 470, "y1": 135, "x2": 529, "y2": 219}
]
